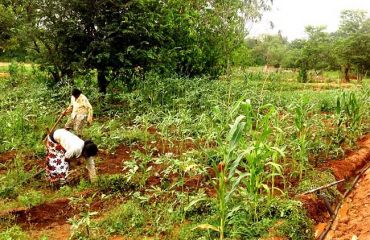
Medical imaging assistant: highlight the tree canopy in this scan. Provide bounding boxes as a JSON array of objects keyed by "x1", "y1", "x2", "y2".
[{"x1": 0, "y1": 0, "x2": 273, "y2": 92}]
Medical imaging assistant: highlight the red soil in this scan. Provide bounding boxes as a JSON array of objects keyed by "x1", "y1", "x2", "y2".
[
  {"x1": 325, "y1": 167, "x2": 370, "y2": 239},
  {"x1": 14, "y1": 198, "x2": 75, "y2": 228},
  {"x1": 97, "y1": 145, "x2": 132, "y2": 174},
  {"x1": 307, "y1": 134, "x2": 370, "y2": 238},
  {"x1": 321, "y1": 135, "x2": 370, "y2": 192},
  {"x1": 96, "y1": 137, "x2": 202, "y2": 175},
  {"x1": 0, "y1": 150, "x2": 16, "y2": 164},
  {"x1": 0, "y1": 191, "x2": 122, "y2": 240},
  {"x1": 299, "y1": 195, "x2": 330, "y2": 223}
]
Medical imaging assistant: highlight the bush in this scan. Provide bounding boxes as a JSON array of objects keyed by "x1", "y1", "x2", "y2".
[{"x1": 298, "y1": 68, "x2": 308, "y2": 83}]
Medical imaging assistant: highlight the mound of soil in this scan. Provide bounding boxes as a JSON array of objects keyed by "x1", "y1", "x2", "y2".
[
  {"x1": 299, "y1": 195, "x2": 330, "y2": 223},
  {"x1": 322, "y1": 135, "x2": 370, "y2": 192}
]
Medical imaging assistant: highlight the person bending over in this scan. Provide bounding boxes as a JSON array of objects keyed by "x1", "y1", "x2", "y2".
[
  {"x1": 64, "y1": 88, "x2": 93, "y2": 136},
  {"x1": 45, "y1": 128, "x2": 98, "y2": 185}
]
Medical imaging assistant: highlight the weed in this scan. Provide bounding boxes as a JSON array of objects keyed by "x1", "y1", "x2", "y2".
[
  {"x1": 17, "y1": 190, "x2": 45, "y2": 208},
  {"x1": 0, "y1": 225, "x2": 28, "y2": 240},
  {"x1": 69, "y1": 194, "x2": 100, "y2": 240},
  {"x1": 96, "y1": 174, "x2": 138, "y2": 194},
  {"x1": 99, "y1": 200, "x2": 145, "y2": 236}
]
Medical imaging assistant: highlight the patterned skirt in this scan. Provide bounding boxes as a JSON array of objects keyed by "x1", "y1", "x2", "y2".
[{"x1": 45, "y1": 136, "x2": 69, "y2": 183}]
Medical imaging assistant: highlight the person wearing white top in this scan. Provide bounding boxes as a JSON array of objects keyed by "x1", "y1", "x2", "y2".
[
  {"x1": 45, "y1": 128, "x2": 98, "y2": 185},
  {"x1": 64, "y1": 88, "x2": 93, "y2": 136}
]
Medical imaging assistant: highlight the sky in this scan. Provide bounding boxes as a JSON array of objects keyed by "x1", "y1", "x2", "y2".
[{"x1": 248, "y1": 0, "x2": 370, "y2": 41}]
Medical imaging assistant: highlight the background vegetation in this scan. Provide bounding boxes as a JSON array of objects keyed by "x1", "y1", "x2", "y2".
[{"x1": 0, "y1": 1, "x2": 370, "y2": 239}]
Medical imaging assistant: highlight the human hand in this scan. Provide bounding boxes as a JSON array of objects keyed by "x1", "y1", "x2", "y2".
[{"x1": 87, "y1": 117, "x2": 93, "y2": 125}]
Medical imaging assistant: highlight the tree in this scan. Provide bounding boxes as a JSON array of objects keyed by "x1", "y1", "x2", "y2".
[
  {"x1": 3, "y1": 0, "x2": 273, "y2": 93},
  {"x1": 303, "y1": 26, "x2": 335, "y2": 73},
  {"x1": 335, "y1": 10, "x2": 370, "y2": 81},
  {"x1": 0, "y1": 4, "x2": 15, "y2": 53}
]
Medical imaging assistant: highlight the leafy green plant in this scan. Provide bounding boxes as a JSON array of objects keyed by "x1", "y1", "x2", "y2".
[
  {"x1": 229, "y1": 197, "x2": 313, "y2": 239},
  {"x1": 198, "y1": 99, "x2": 285, "y2": 239},
  {"x1": 96, "y1": 174, "x2": 138, "y2": 193},
  {"x1": 0, "y1": 225, "x2": 28, "y2": 240},
  {"x1": 17, "y1": 190, "x2": 45, "y2": 208},
  {"x1": 68, "y1": 194, "x2": 99, "y2": 240},
  {"x1": 99, "y1": 200, "x2": 145, "y2": 236},
  {"x1": 292, "y1": 101, "x2": 311, "y2": 180}
]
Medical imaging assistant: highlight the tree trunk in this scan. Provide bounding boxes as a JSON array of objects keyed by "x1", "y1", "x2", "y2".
[
  {"x1": 97, "y1": 68, "x2": 108, "y2": 94},
  {"x1": 51, "y1": 66, "x2": 61, "y2": 83},
  {"x1": 61, "y1": 68, "x2": 74, "y2": 81},
  {"x1": 344, "y1": 65, "x2": 350, "y2": 82}
]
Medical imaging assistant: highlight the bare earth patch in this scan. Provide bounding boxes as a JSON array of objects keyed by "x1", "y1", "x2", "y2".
[
  {"x1": 325, "y1": 167, "x2": 370, "y2": 239},
  {"x1": 0, "y1": 72, "x2": 9, "y2": 78},
  {"x1": 307, "y1": 134, "x2": 370, "y2": 239}
]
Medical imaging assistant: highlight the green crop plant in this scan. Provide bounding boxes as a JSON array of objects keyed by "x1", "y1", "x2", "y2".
[
  {"x1": 69, "y1": 194, "x2": 100, "y2": 240},
  {"x1": 198, "y1": 99, "x2": 285, "y2": 239},
  {"x1": 333, "y1": 91, "x2": 363, "y2": 146},
  {"x1": 196, "y1": 114, "x2": 248, "y2": 239},
  {"x1": 123, "y1": 150, "x2": 154, "y2": 188},
  {"x1": 292, "y1": 101, "x2": 311, "y2": 180},
  {"x1": 238, "y1": 101, "x2": 285, "y2": 209},
  {"x1": 341, "y1": 92, "x2": 362, "y2": 143}
]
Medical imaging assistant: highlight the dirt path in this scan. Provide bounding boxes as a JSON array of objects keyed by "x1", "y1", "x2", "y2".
[
  {"x1": 311, "y1": 134, "x2": 370, "y2": 239},
  {"x1": 325, "y1": 167, "x2": 370, "y2": 239},
  {"x1": 308, "y1": 134, "x2": 370, "y2": 239}
]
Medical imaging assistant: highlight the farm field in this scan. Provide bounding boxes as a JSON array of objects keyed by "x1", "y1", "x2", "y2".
[{"x1": 0, "y1": 63, "x2": 369, "y2": 239}]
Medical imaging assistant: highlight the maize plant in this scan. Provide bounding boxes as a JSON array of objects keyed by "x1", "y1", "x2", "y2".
[{"x1": 292, "y1": 101, "x2": 311, "y2": 180}]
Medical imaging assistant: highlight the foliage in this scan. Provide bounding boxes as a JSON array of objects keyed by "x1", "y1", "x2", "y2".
[
  {"x1": 0, "y1": 66, "x2": 369, "y2": 239},
  {"x1": 96, "y1": 174, "x2": 138, "y2": 194},
  {"x1": 99, "y1": 200, "x2": 145, "y2": 236},
  {"x1": 17, "y1": 190, "x2": 45, "y2": 208},
  {"x1": 0, "y1": 157, "x2": 35, "y2": 199},
  {"x1": 68, "y1": 194, "x2": 101, "y2": 240},
  {"x1": 297, "y1": 169, "x2": 340, "y2": 203},
  {"x1": 0, "y1": 225, "x2": 28, "y2": 240},
  {"x1": 229, "y1": 197, "x2": 313, "y2": 239},
  {"x1": 335, "y1": 10, "x2": 370, "y2": 81},
  {"x1": 2, "y1": 0, "x2": 272, "y2": 92}
]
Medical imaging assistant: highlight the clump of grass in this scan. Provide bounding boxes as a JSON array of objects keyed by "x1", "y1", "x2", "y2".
[
  {"x1": 99, "y1": 200, "x2": 145, "y2": 237},
  {"x1": 0, "y1": 225, "x2": 28, "y2": 240},
  {"x1": 0, "y1": 157, "x2": 35, "y2": 199},
  {"x1": 229, "y1": 197, "x2": 313, "y2": 239},
  {"x1": 17, "y1": 190, "x2": 45, "y2": 208},
  {"x1": 95, "y1": 174, "x2": 138, "y2": 194},
  {"x1": 296, "y1": 169, "x2": 340, "y2": 202}
]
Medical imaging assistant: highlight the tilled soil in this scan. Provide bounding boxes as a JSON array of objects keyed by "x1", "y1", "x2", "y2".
[
  {"x1": 325, "y1": 167, "x2": 370, "y2": 239},
  {"x1": 1, "y1": 134, "x2": 369, "y2": 239},
  {"x1": 0, "y1": 192, "x2": 123, "y2": 239},
  {"x1": 312, "y1": 134, "x2": 370, "y2": 239}
]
